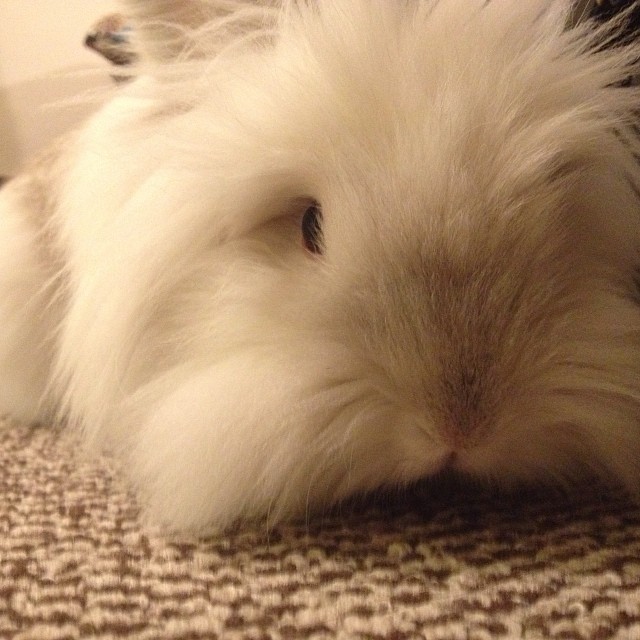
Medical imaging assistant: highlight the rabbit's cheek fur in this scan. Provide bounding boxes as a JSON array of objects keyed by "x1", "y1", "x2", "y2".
[{"x1": 2, "y1": 0, "x2": 640, "y2": 532}]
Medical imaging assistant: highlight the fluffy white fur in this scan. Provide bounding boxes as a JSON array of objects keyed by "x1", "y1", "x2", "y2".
[{"x1": 2, "y1": 0, "x2": 640, "y2": 532}]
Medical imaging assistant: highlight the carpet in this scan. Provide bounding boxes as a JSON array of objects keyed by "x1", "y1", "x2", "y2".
[{"x1": 1, "y1": 419, "x2": 640, "y2": 639}]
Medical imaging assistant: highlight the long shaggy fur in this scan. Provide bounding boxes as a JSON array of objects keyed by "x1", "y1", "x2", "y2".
[{"x1": 2, "y1": 0, "x2": 640, "y2": 532}]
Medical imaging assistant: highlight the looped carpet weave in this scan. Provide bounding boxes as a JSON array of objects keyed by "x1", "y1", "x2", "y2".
[{"x1": 1, "y1": 419, "x2": 640, "y2": 639}]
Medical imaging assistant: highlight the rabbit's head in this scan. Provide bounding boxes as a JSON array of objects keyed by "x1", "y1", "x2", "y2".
[{"x1": 53, "y1": 1, "x2": 640, "y2": 530}]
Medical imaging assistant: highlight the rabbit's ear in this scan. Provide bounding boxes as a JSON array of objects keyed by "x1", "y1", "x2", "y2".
[
  {"x1": 123, "y1": 0, "x2": 279, "y2": 63},
  {"x1": 124, "y1": 0, "x2": 212, "y2": 62}
]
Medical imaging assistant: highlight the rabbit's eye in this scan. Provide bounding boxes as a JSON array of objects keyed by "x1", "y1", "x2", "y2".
[{"x1": 301, "y1": 203, "x2": 323, "y2": 254}]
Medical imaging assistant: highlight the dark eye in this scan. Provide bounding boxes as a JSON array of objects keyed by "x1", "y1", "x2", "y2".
[{"x1": 301, "y1": 202, "x2": 323, "y2": 254}]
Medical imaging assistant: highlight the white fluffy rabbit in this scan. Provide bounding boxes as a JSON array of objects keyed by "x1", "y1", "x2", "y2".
[{"x1": 2, "y1": 0, "x2": 640, "y2": 532}]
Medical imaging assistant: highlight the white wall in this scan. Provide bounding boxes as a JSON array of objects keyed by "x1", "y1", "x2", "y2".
[{"x1": 0, "y1": 0, "x2": 122, "y2": 175}]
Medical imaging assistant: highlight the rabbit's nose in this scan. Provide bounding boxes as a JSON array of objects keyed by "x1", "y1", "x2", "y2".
[
  {"x1": 437, "y1": 451, "x2": 458, "y2": 472},
  {"x1": 438, "y1": 425, "x2": 474, "y2": 451}
]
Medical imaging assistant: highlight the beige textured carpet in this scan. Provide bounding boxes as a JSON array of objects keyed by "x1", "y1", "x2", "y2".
[{"x1": 2, "y1": 419, "x2": 640, "y2": 639}]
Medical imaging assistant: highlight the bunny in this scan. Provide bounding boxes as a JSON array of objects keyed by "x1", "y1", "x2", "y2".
[{"x1": 2, "y1": 0, "x2": 640, "y2": 533}]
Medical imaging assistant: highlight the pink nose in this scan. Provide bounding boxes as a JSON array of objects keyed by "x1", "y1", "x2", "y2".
[
  {"x1": 439, "y1": 426, "x2": 468, "y2": 451},
  {"x1": 436, "y1": 451, "x2": 458, "y2": 474}
]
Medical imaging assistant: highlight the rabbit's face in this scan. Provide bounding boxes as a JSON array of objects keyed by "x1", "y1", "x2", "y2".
[
  {"x1": 203, "y1": 3, "x2": 640, "y2": 500},
  {"x1": 295, "y1": 172, "x2": 629, "y2": 490}
]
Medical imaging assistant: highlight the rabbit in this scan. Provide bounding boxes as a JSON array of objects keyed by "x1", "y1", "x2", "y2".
[{"x1": 2, "y1": 0, "x2": 640, "y2": 533}]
